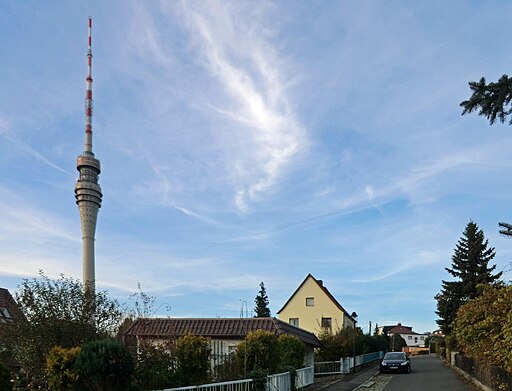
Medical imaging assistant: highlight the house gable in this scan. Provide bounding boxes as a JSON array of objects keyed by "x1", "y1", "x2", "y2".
[
  {"x1": 383, "y1": 323, "x2": 428, "y2": 347},
  {"x1": 0, "y1": 288, "x2": 25, "y2": 323},
  {"x1": 277, "y1": 274, "x2": 354, "y2": 334}
]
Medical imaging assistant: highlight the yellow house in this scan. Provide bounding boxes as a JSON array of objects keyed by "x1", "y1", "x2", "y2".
[{"x1": 277, "y1": 274, "x2": 356, "y2": 335}]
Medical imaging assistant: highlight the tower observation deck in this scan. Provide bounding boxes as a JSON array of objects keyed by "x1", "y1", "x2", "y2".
[{"x1": 75, "y1": 17, "x2": 102, "y2": 294}]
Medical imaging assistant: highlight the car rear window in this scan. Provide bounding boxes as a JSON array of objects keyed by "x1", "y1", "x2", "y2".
[{"x1": 384, "y1": 353, "x2": 405, "y2": 360}]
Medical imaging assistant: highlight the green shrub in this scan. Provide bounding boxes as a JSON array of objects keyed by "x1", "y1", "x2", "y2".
[
  {"x1": 75, "y1": 339, "x2": 134, "y2": 390},
  {"x1": 0, "y1": 362, "x2": 12, "y2": 391},
  {"x1": 249, "y1": 369, "x2": 268, "y2": 391},
  {"x1": 213, "y1": 352, "x2": 243, "y2": 382},
  {"x1": 46, "y1": 346, "x2": 81, "y2": 390},
  {"x1": 134, "y1": 341, "x2": 179, "y2": 390},
  {"x1": 278, "y1": 334, "x2": 305, "y2": 369},
  {"x1": 236, "y1": 330, "x2": 280, "y2": 374},
  {"x1": 176, "y1": 334, "x2": 211, "y2": 385},
  {"x1": 316, "y1": 327, "x2": 357, "y2": 361}
]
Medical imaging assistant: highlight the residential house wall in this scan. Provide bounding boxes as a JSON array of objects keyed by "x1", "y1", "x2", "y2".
[
  {"x1": 277, "y1": 274, "x2": 355, "y2": 335},
  {"x1": 123, "y1": 317, "x2": 320, "y2": 368},
  {"x1": 379, "y1": 323, "x2": 428, "y2": 348}
]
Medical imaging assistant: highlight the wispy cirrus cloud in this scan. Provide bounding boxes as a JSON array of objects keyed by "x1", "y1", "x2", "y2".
[
  {"x1": 0, "y1": 125, "x2": 68, "y2": 174},
  {"x1": 176, "y1": 1, "x2": 307, "y2": 211},
  {"x1": 0, "y1": 189, "x2": 78, "y2": 243}
]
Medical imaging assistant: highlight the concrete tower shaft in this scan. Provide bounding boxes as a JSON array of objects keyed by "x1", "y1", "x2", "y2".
[{"x1": 76, "y1": 17, "x2": 102, "y2": 293}]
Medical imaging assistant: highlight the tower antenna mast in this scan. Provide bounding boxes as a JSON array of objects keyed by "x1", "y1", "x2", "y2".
[
  {"x1": 76, "y1": 17, "x2": 103, "y2": 302},
  {"x1": 85, "y1": 16, "x2": 93, "y2": 154}
]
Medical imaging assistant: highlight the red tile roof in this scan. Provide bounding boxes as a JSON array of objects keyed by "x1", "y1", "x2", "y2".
[
  {"x1": 388, "y1": 324, "x2": 416, "y2": 335},
  {"x1": 123, "y1": 317, "x2": 322, "y2": 347}
]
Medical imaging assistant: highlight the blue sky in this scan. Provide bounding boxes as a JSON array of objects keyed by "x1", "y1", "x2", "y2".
[{"x1": 1, "y1": 1, "x2": 512, "y2": 334}]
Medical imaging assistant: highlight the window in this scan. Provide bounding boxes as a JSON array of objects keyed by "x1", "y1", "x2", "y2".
[
  {"x1": 289, "y1": 318, "x2": 299, "y2": 327},
  {"x1": 306, "y1": 297, "x2": 315, "y2": 306},
  {"x1": 420, "y1": 336, "x2": 425, "y2": 340},
  {"x1": 0, "y1": 308, "x2": 11, "y2": 319},
  {"x1": 321, "y1": 317, "x2": 332, "y2": 329},
  {"x1": 80, "y1": 168, "x2": 98, "y2": 184},
  {"x1": 408, "y1": 336, "x2": 412, "y2": 340},
  {"x1": 0, "y1": 308, "x2": 12, "y2": 323}
]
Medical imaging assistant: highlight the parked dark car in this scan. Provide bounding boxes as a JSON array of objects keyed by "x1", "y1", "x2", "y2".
[{"x1": 380, "y1": 352, "x2": 411, "y2": 373}]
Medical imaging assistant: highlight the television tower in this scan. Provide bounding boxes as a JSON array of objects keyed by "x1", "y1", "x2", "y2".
[{"x1": 75, "y1": 17, "x2": 102, "y2": 294}]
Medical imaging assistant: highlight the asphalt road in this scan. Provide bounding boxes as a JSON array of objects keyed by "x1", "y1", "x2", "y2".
[{"x1": 374, "y1": 355, "x2": 476, "y2": 391}]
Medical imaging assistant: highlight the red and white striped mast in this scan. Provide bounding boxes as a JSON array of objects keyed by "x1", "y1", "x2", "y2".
[{"x1": 84, "y1": 16, "x2": 93, "y2": 154}]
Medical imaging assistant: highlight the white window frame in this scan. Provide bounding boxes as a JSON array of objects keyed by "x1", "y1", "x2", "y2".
[{"x1": 289, "y1": 318, "x2": 299, "y2": 327}]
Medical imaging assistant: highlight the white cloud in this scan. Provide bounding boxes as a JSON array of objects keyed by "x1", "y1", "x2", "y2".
[{"x1": 175, "y1": 1, "x2": 307, "y2": 210}]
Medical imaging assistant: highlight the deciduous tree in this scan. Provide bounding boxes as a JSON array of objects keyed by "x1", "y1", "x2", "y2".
[
  {"x1": 389, "y1": 334, "x2": 407, "y2": 352},
  {"x1": 3, "y1": 272, "x2": 123, "y2": 387}
]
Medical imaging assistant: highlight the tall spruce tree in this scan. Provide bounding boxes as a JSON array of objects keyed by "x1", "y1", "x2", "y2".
[
  {"x1": 435, "y1": 221, "x2": 502, "y2": 334},
  {"x1": 254, "y1": 282, "x2": 271, "y2": 317}
]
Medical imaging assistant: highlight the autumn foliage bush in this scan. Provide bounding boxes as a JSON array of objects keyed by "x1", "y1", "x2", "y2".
[
  {"x1": 46, "y1": 346, "x2": 81, "y2": 391},
  {"x1": 453, "y1": 283, "x2": 512, "y2": 372}
]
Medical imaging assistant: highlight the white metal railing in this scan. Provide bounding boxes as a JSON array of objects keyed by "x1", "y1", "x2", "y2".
[
  {"x1": 315, "y1": 351, "x2": 384, "y2": 375},
  {"x1": 266, "y1": 371, "x2": 291, "y2": 391},
  {"x1": 161, "y1": 365, "x2": 314, "y2": 391},
  {"x1": 314, "y1": 359, "x2": 343, "y2": 375},
  {"x1": 296, "y1": 366, "x2": 314, "y2": 388},
  {"x1": 162, "y1": 378, "x2": 253, "y2": 391}
]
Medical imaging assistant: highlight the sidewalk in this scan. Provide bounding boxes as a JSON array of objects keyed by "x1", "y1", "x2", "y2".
[{"x1": 309, "y1": 362, "x2": 380, "y2": 391}]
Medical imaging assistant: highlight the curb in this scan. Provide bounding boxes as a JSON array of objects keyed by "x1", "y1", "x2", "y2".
[{"x1": 352, "y1": 370, "x2": 380, "y2": 391}]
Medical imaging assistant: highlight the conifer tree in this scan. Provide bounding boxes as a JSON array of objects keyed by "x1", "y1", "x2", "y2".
[
  {"x1": 254, "y1": 282, "x2": 271, "y2": 317},
  {"x1": 460, "y1": 74, "x2": 512, "y2": 125},
  {"x1": 461, "y1": 75, "x2": 512, "y2": 235},
  {"x1": 435, "y1": 221, "x2": 502, "y2": 334}
]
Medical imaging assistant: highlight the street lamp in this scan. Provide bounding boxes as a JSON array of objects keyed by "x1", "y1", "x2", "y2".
[{"x1": 351, "y1": 311, "x2": 358, "y2": 373}]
